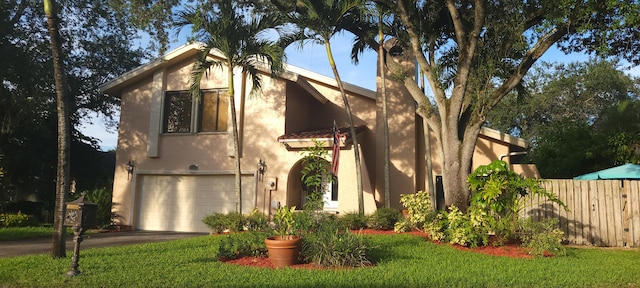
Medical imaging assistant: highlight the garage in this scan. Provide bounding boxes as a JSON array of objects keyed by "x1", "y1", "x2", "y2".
[{"x1": 134, "y1": 174, "x2": 256, "y2": 232}]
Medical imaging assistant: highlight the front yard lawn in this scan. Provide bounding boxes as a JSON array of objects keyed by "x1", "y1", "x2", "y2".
[{"x1": 0, "y1": 233, "x2": 638, "y2": 287}]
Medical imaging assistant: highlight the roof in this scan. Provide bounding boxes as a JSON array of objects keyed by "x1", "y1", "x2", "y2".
[
  {"x1": 479, "y1": 127, "x2": 530, "y2": 149},
  {"x1": 277, "y1": 125, "x2": 366, "y2": 150},
  {"x1": 573, "y1": 163, "x2": 640, "y2": 180},
  {"x1": 99, "y1": 42, "x2": 375, "y2": 100}
]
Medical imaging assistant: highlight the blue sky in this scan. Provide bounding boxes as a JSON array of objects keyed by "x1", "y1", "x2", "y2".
[{"x1": 81, "y1": 33, "x2": 639, "y2": 151}]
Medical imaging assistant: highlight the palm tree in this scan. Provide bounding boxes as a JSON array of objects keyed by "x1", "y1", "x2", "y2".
[
  {"x1": 44, "y1": 0, "x2": 71, "y2": 258},
  {"x1": 272, "y1": 0, "x2": 367, "y2": 214},
  {"x1": 176, "y1": 2, "x2": 285, "y2": 213}
]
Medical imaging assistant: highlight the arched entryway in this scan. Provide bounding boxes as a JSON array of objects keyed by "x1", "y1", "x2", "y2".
[{"x1": 285, "y1": 158, "x2": 338, "y2": 210}]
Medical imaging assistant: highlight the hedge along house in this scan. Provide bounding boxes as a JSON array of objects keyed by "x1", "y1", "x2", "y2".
[{"x1": 100, "y1": 43, "x2": 538, "y2": 233}]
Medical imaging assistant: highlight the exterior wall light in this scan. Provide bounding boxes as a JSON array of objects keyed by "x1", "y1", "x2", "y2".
[
  {"x1": 126, "y1": 161, "x2": 135, "y2": 181},
  {"x1": 257, "y1": 159, "x2": 267, "y2": 181}
]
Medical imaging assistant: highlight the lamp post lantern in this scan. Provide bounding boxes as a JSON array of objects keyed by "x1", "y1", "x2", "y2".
[{"x1": 64, "y1": 192, "x2": 97, "y2": 277}]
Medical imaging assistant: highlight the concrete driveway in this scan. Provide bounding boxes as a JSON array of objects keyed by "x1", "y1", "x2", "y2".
[{"x1": 0, "y1": 231, "x2": 207, "y2": 258}]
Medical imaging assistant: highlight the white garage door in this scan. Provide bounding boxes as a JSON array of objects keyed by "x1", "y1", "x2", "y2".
[{"x1": 135, "y1": 174, "x2": 256, "y2": 232}]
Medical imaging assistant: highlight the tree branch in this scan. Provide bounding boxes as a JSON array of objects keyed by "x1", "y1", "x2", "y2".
[{"x1": 488, "y1": 26, "x2": 571, "y2": 112}]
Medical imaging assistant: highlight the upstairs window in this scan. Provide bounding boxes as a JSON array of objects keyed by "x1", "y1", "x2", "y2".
[{"x1": 162, "y1": 90, "x2": 228, "y2": 134}]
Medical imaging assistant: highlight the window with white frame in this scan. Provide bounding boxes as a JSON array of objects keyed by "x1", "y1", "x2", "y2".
[{"x1": 162, "y1": 90, "x2": 228, "y2": 133}]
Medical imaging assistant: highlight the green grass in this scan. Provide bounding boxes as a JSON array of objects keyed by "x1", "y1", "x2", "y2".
[
  {"x1": 0, "y1": 226, "x2": 78, "y2": 241},
  {"x1": 0, "y1": 234, "x2": 639, "y2": 287}
]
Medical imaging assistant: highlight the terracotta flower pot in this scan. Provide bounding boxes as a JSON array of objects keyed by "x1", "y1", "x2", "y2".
[{"x1": 264, "y1": 236, "x2": 302, "y2": 268}]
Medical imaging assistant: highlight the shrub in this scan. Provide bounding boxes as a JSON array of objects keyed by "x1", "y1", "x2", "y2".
[
  {"x1": 0, "y1": 212, "x2": 38, "y2": 227},
  {"x1": 216, "y1": 231, "x2": 270, "y2": 260},
  {"x1": 519, "y1": 218, "x2": 566, "y2": 257},
  {"x1": 467, "y1": 160, "x2": 567, "y2": 245},
  {"x1": 425, "y1": 211, "x2": 448, "y2": 241},
  {"x1": 245, "y1": 208, "x2": 270, "y2": 232},
  {"x1": 301, "y1": 218, "x2": 372, "y2": 267},
  {"x1": 293, "y1": 209, "x2": 338, "y2": 236},
  {"x1": 339, "y1": 212, "x2": 368, "y2": 230},
  {"x1": 82, "y1": 187, "x2": 114, "y2": 228},
  {"x1": 446, "y1": 206, "x2": 490, "y2": 247},
  {"x1": 393, "y1": 218, "x2": 413, "y2": 233},
  {"x1": 367, "y1": 207, "x2": 402, "y2": 230},
  {"x1": 224, "y1": 212, "x2": 246, "y2": 233},
  {"x1": 202, "y1": 213, "x2": 229, "y2": 234},
  {"x1": 399, "y1": 190, "x2": 436, "y2": 230}
]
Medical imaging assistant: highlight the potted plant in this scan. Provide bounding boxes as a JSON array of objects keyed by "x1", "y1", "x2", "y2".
[{"x1": 264, "y1": 206, "x2": 302, "y2": 268}]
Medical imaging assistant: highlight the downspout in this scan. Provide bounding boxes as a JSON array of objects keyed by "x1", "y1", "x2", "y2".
[{"x1": 499, "y1": 151, "x2": 529, "y2": 161}]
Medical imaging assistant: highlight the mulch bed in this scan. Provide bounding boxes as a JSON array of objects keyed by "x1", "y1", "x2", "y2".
[{"x1": 221, "y1": 229, "x2": 536, "y2": 269}]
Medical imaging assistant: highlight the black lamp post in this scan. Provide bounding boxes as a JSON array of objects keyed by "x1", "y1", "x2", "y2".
[{"x1": 64, "y1": 192, "x2": 97, "y2": 277}]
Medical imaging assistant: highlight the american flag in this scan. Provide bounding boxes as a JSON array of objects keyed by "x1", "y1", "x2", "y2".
[{"x1": 331, "y1": 121, "x2": 340, "y2": 175}]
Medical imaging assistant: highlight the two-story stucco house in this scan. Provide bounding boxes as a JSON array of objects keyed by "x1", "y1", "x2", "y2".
[{"x1": 100, "y1": 42, "x2": 538, "y2": 232}]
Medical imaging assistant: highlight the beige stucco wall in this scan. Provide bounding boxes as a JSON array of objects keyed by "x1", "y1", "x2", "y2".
[
  {"x1": 110, "y1": 45, "x2": 538, "y2": 228},
  {"x1": 111, "y1": 53, "x2": 380, "y2": 227}
]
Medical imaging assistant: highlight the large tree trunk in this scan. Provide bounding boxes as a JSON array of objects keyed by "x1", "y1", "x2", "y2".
[
  {"x1": 439, "y1": 120, "x2": 482, "y2": 211},
  {"x1": 44, "y1": 0, "x2": 70, "y2": 258}
]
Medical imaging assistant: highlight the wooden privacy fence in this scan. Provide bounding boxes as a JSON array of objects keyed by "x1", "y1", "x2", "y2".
[{"x1": 520, "y1": 179, "x2": 640, "y2": 247}]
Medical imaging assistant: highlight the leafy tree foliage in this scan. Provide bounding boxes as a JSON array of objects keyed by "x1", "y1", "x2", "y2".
[
  {"x1": 488, "y1": 60, "x2": 638, "y2": 140},
  {"x1": 1, "y1": 0, "x2": 146, "y2": 216},
  {"x1": 175, "y1": 1, "x2": 286, "y2": 212},
  {"x1": 269, "y1": 0, "x2": 368, "y2": 214},
  {"x1": 487, "y1": 60, "x2": 639, "y2": 178},
  {"x1": 364, "y1": 0, "x2": 640, "y2": 210}
]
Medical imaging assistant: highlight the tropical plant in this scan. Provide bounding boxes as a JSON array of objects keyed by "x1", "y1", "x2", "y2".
[
  {"x1": 300, "y1": 140, "x2": 334, "y2": 211},
  {"x1": 399, "y1": 190, "x2": 436, "y2": 230},
  {"x1": 468, "y1": 160, "x2": 567, "y2": 217},
  {"x1": 273, "y1": 206, "x2": 297, "y2": 238},
  {"x1": 271, "y1": 0, "x2": 367, "y2": 214},
  {"x1": 467, "y1": 160, "x2": 567, "y2": 242},
  {"x1": 176, "y1": 2, "x2": 285, "y2": 213}
]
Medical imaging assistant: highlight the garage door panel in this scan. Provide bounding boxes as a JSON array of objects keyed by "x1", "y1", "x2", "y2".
[{"x1": 136, "y1": 174, "x2": 255, "y2": 232}]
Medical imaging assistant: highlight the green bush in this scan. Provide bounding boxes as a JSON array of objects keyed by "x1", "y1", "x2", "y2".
[
  {"x1": 519, "y1": 218, "x2": 566, "y2": 257},
  {"x1": 0, "y1": 212, "x2": 38, "y2": 227},
  {"x1": 301, "y1": 218, "x2": 372, "y2": 267},
  {"x1": 399, "y1": 190, "x2": 436, "y2": 230},
  {"x1": 201, "y1": 212, "x2": 250, "y2": 234},
  {"x1": 202, "y1": 213, "x2": 229, "y2": 234},
  {"x1": 367, "y1": 207, "x2": 402, "y2": 230},
  {"x1": 393, "y1": 218, "x2": 413, "y2": 233},
  {"x1": 245, "y1": 208, "x2": 270, "y2": 232},
  {"x1": 293, "y1": 209, "x2": 339, "y2": 236},
  {"x1": 425, "y1": 211, "x2": 448, "y2": 241},
  {"x1": 84, "y1": 187, "x2": 114, "y2": 228},
  {"x1": 446, "y1": 206, "x2": 490, "y2": 247},
  {"x1": 339, "y1": 211, "x2": 368, "y2": 230},
  {"x1": 216, "y1": 231, "x2": 270, "y2": 260},
  {"x1": 224, "y1": 212, "x2": 246, "y2": 233}
]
